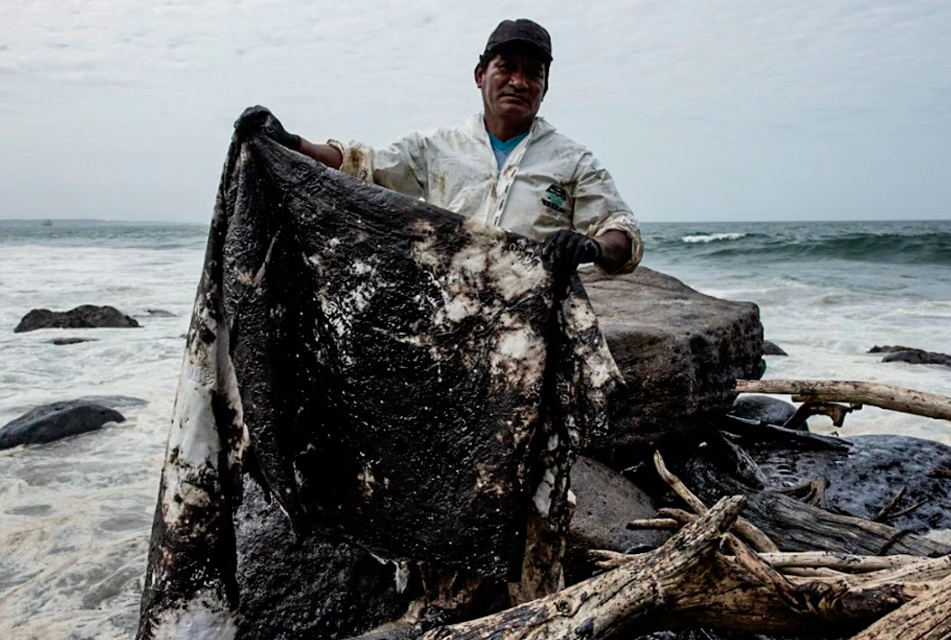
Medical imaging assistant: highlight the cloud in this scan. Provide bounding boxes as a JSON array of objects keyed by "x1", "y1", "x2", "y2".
[{"x1": 0, "y1": 0, "x2": 949, "y2": 221}]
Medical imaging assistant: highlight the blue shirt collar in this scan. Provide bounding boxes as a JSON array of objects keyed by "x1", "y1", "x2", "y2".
[{"x1": 488, "y1": 131, "x2": 529, "y2": 153}]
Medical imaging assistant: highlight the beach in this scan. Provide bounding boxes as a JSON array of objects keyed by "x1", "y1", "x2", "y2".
[{"x1": 0, "y1": 218, "x2": 949, "y2": 639}]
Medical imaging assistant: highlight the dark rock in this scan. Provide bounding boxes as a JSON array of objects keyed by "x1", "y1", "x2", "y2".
[
  {"x1": 565, "y1": 456, "x2": 670, "y2": 584},
  {"x1": 0, "y1": 401, "x2": 126, "y2": 450},
  {"x1": 728, "y1": 395, "x2": 801, "y2": 429},
  {"x1": 883, "y1": 349, "x2": 951, "y2": 367},
  {"x1": 736, "y1": 434, "x2": 951, "y2": 535},
  {"x1": 46, "y1": 337, "x2": 99, "y2": 345},
  {"x1": 762, "y1": 340, "x2": 787, "y2": 356},
  {"x1": 869, "y1": 345, "x2": 951, "y2": 366},
  {"x1": 143, "y1": 308, "x2": 177, "y2": 318},
  {"x1": 868, "y1": 345, "x2": 916, "y2": 353},
  {"x1": 581, "y1": 268, "x2": 764, "y2": 464},
  {"x1": 235, "y1": 479, "x2": 412, "y2": 640},
  {"x1": 4, "y1": 395, "x2": 147, "y2": 420},
  {"x1": 14, "y1": 305, "x2": 140, "y2": 333}
]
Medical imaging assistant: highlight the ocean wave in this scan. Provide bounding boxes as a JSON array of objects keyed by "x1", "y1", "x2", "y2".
[
  {"x1": 676, "y1": 230, "x2": 951, "y2": 266},
  {"x1": 681, "y1": 232, "x2": 748, "y2": 243}
]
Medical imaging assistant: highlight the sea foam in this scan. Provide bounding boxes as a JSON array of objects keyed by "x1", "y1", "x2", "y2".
[{"x1": 681, "y1": 232, "x2": 748, "y2": 243}]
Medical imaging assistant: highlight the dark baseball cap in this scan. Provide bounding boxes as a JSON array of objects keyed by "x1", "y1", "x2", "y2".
[{"x1": 484, "y1": 19, "x2": 552, "y2": 63}]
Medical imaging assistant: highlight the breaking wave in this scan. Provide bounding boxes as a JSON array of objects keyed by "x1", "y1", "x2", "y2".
[
  {"x1": 710, "y1": 231, "x2": 951, "y2": 266},
  {"x1": 649, "y1": 223, "x2": 951, "y2": 267},
  {"x1": 682, "y1": 232, "x2": 748, "y2": 243}
]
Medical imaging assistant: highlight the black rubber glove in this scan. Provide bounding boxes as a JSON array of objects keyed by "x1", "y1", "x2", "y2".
[
  {"x1": 234, "y1": 105, "x2": 301, "y2": 151},
  {"x1": 541, "y1": 229, "x2": 603, "y2": 275}
]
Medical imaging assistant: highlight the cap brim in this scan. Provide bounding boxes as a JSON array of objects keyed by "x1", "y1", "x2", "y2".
[{"x1": 488, "y1": 39, "x2": 552, "y2": 62}]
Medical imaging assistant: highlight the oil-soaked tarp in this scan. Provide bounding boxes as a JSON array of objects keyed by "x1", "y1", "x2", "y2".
[{"x1": 136, "y1": 133, "x2": 621, "y2": 639}]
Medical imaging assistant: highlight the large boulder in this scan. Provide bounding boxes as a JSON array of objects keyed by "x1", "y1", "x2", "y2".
[
  {"x1": 14, "y1": 305, "x2": 140, "y2": 332},
  {"x1": 581, "y1": 268, "x2": 764, "y2": 464},
  {"x1": 565, "y1": 456, "x2": 670, "y2": 584},
  {"x1": 0, "y1": 400, "x2": 126, "y2": 449}
]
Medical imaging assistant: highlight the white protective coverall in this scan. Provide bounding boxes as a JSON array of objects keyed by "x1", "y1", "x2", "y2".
[{"x1": 329, "y1": 113, "x2": 643, "y2": 274}]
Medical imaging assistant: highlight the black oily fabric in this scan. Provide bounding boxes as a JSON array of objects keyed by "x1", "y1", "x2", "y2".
[{"x1": 137, "y1": 133, "x2": 619, "y2": 638}]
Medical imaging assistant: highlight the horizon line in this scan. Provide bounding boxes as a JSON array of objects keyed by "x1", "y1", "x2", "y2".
[{"x1": 2, "y1": 216, "x2": 950, "y2": 225}]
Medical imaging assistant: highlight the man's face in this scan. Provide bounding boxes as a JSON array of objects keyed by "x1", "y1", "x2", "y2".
[{"x1": 475, "y1": 49, "x2": 548, "y2": 128}]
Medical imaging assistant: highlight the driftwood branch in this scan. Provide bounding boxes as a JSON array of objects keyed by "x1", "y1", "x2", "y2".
[
  {"x1": 593, "y1": 547, "x2": 929, "y2": 575},
  {"x1": 773, "y1": 478, "x2": 829, "y2": 507},
  {"x1": 849, "y1": 572, "x2": 951, "y2": 639},
  {"x1": 784, "y1": 401, "x2": 858, "y2": 429},
  {"x1": 368, "y1": 385, "x2": 951, "y2": 640},
  {"x1": 419, "y1": 496, "x2": 951, "y2": 639},
  {"x1": 421, "y1": 496, "x2": 748, "y2": 640},
  {"x1": 735, "y1": 379, "x2": 951, "y2": 421},
  {"x1": 872, "y1": 486, "x2": 907, "y2": 522},
  {"x1": 626, "y1": 517, "x2": 680, "y2": 530},
  {"x1": 690, "y1": 468, "x2": 950, "y2": 557},
  {"x1": 652, "y1": 450, "x2": 779, "y2": 553},
  {"x1": 760, "y1": 552, "x2": 923, "y2": 573},
  {"x1": 405, "y1": 436, "x2": 951, "y2": 640}
]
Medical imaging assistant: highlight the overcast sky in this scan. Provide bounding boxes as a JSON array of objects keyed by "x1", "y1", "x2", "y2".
[{"x1": 1, "y1": 0, "x2": 949, "y2": 223}]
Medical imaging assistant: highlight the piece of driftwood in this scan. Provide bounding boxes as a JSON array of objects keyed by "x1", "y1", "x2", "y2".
[
  {"x1": 711, "y1": 430, "x2": 769, "y2": 489},
  {"x1": 784, "y1": 401, "x2": 858, "y2": 429},
  {"x1": 748, "y1": 490, "x2": 948, "y2": 557},
  {"x1": 721, "y1": 414, "x2": 852, "y2": 451},
  {"x1": 653, "y1": 451, "x2": 846, "y2": 579},
  {"x1": 684, "y1": 465, "x2": 951, "y2": 557},
  {"x1": 735, "y1": 379, "x2": 951, "y2": 422},
  {"x1": 652, "y1": 450, "x2": 779, "y2": 553},
  {"x1": 413, "y1": 496, "x2": 950, "y2": 639},
  {"x1": 873, "y1": 486, "x2": 907, "y2": 522},
  {"x1": 849, "y1": 572, "x2": 951, "y2": 639},
  {"x1": 757, "y1": 551, "x2": 923, "y2": 572},
  {"x1": 419, "y1": 496, "x2": 749, "y2": 639},
  {"x1": 772, "y1": 477, "x2": 829, "y2": 507},
  {"x1": 590, "y1": 549, "x2": 924, "y2": 574},
  {"x1": 359, "y1": 438, "x2": 951, "y2": 640},
  {"x1": 625, "y1": 517, "x2": 680, "y2": 530}
]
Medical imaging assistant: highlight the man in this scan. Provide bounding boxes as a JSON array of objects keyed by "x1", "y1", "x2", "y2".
[{"x1": 236, "y1": 18, "x2": 643, "y2": 278}]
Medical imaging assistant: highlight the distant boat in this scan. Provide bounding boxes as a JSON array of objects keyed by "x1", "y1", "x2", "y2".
[{"x1": 42, "y1": 219, "x2": 52, "y2": 227}]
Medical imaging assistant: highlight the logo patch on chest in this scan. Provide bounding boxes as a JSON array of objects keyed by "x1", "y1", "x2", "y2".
[{"x1": 541, "y1": 184, "x2": 569, "y2": 215}]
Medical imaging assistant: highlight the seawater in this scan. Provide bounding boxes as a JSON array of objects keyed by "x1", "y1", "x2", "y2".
[
  {"x1": 0, "y1": 218, "x2": 949, "y2": 638},
  {"x1": 644, "y1": 220, "x2": 951, "y2": 442}
]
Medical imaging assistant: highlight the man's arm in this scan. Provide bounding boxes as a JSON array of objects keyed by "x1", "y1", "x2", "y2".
[
  {"x1": 234, "y1": 107, "x2": 343, "y2": 169},
  {"x1": 568, "y1": 151, "x2": 643, "y2": 275},
  {"x1": 541, "y1": 228, "x2": 633, "y2": 277},
  {"x1": 299, "y1": 138, "x2": 343, "y2": 169},
  {"x1": 235, "y1": 106, "x2": 428, "y2": 199},
  {"x1": 593, "y1": 230, "x2": 632, "y2": 275}
]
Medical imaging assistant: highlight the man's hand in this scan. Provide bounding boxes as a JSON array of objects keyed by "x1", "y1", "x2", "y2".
[
  {"x1": 541, "y1": 229, "x2": 602, "y2": 275},
  {"x1": 234, "y1": 105, "x2": 301, "y2": 151}
]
